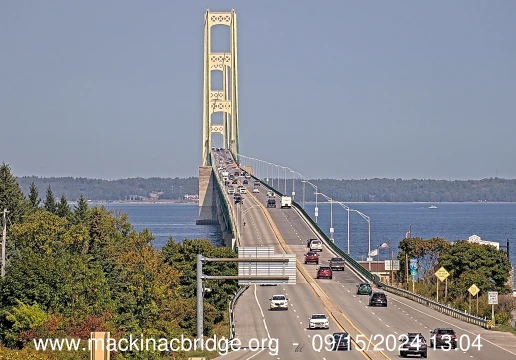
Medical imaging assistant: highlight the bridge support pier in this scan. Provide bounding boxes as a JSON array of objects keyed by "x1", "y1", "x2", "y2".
[{"x1": 197, "y1": 166, "x2": 218, "y2": 225}]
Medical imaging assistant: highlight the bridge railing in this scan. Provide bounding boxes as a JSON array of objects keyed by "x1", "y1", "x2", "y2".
[
  {"x1": 251, "y1": 174, "x2": 489, "y2": 328},
  {"x1": 211, "y1": 154, "x2": 238, "y2": 250}
]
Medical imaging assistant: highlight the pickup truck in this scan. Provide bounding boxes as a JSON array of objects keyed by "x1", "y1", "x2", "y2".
[
  {"x1": 329, "y1": 257, "x2": 345, "y2": 271},
  {"x1": 304, "y1": 251, "x2": 319, "y2": 265}
]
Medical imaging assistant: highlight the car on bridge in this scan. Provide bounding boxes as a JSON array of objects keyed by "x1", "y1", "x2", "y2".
[
  {"x1": 234, "y1": 194, "x2": 243, "y2": 204},
  {"x1": 266, "y1": 198, "x2": 276, "y2": 208},
  {"x1": 368, "y1": 292, "x2": 387, "y2": 307},
  {"x1": 254, "y1": 181, "x2": 260, "y2": 186},
  {"x1": 269, "y1": 294, "x2": 289, "y2": 310},
  {"x1": 356, "y1": 283, "x2": 372, "y2": 295},
  {"x1": 243, "y1": 179, "x2": 248, "y2": 184},
  {"x1": 316, "y1": 266, "x2": 332, "y2": 279},
  {"x1": 331, "y1": 332, "x2": 350, "y2": 351},
  {"x1": 232, "y1": 179, "x2": 238, "y2": 184},
  {"x1": 304, "y1": 251, "x2": 319, "y2": 265},
  {"x1": 308, "y1": 239, "x2": 323, "y2": 252},
  {"x1": 252, "y1": 188, "x2": 259, "y2": 193},
  {"x1": 308, "y1": 314, "x2": 329, "y2": 329},
  {"x1": 329, "y1": 257, "x2": 345, "y2": 271},
  {"x1": 266, "y1": 190, "x2": 273, "y2": 197},
  {"x1": 429, "y1": 328, "x2": 457, "y2": 349},
  {"x1": 399, "y1": 333, "x2": 428, "y2": 358}
]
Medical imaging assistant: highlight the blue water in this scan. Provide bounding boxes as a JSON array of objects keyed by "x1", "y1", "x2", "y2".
[
  {"x1": 95, "y1": 202, "x2": 516, "y2": 285},
  {"x1": 95, "y1": 203, "x2": 223, "y2": 248}
]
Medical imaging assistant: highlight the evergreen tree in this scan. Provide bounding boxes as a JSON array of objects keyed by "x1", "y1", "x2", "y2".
[
  {"x1": 73, "y1": 194, "x2": 89, "y2": 224},
  {"x1": 43, "y1": 186, "x2": 56, "y2": 214},
  {"x1": 0, "y1": 162, "x2": 29, "y2": 224},
  {"x1": 28, "y1": 182, "x2": 40, "y2": 209},
  {"x1": 56, "y1": 195, "x2": 70, "y2": 218}
]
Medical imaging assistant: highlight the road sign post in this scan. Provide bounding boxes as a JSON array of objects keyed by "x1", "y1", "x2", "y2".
[
  {"x1": 468, "y1": 284, "x2": 480, "y2": 314},
  {"x1": 409, "y1": 259, "x2": 418, "y2": 293},
  {"x1": 488, "y1": 291, "x2": 498, "y2": 326},
  {"x1": 434, "y1": 267, "x2": 450, "y2": 303}
]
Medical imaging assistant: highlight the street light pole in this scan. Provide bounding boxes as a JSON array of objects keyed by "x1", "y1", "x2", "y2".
[
  {"x1": 283, "y1": 167, "x2": 287, "y2": 194},
  {"x1": 302, "y1": 180, "x2": 318, "y2": 223},
  {"x1": 330, "y1": 198, "x2": 334, "y2": 241},
  {"x1": 302, "y1": 180, "x2": 305, "y2": 209}
]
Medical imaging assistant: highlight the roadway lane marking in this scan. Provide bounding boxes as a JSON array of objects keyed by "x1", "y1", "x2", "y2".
[
  {"x1": 244, "y1": 348, "x2": 265, "y2": 360},
  {"x1": 390, "y1": 297, "x2": 516, "y2": 357},
  {"x1": 253, "y1": 284, "x2": 272, "y2": 340}
]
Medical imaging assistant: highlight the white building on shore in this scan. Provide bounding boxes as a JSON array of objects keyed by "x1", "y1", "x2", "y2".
[{"x1": 466, "y1": 234, "x2": 499, "y2": 249}]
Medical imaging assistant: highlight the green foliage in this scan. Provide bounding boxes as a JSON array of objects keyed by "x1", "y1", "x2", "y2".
[
  {"x1": 72, "y1": 194, "x2": 89, "y2": 224},
  {"x1": 56, "y1": 195, "x2": 70, "y2": 218},
  {"x1": 43, "y1": 186, "x2": 56, "y2": 214},
  {"x1": 162, "y1": 238, "x2": 238, "y2": 335},
  {"x1": 439, "y1": 241, "x2": 512, "y2": 296},
  {"x1": 0, "y1": 172, "x2": 236, "y2": 357},
  {"x1": 28, "y1": 182, "x2": 40, "y2": 209},
  {"x1": 0, "y1": 162, "x2": 29, "y2": 224},
  {"x1": 2, "y1": 301, "x2": 48, "y2": 348},
  {"x1": 397, "y1": 237, "x2": 450, "y2": 282}
]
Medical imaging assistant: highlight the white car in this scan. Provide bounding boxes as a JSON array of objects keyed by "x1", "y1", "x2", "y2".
[
  {"x1": 269, "y1": 295, "x2": 289, "y2": 310},
  {"x1": 252, "y1": 188, "x2": 259, "y2": 193},
  {"x1": 309, "y1": 314, "x2": 329, "y2": 329}
]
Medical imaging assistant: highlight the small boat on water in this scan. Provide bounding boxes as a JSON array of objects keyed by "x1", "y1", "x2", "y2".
[{"x1": 428, "y1": 205, "x2": 438, "y2": 209}]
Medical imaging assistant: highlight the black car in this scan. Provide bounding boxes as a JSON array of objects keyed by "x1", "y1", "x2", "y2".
[
  {"x1": 368, "y1": 292, "x2": 387, "y2": 307},
  {"x1": 234, "y1": 194, "x2": 243, "y2": 204},
  {"x1": 331, "y1": 332, "x2": 349, "y2": 351},
  {"x1": 243, "y1": 179, "x2": 248, "y2": 184},
  {"x1": 400, "y1": 333, "x2": 427, "y2": 358},
  {"x1": 429, "y1": 328, "x2": 457, "y2": 349}
]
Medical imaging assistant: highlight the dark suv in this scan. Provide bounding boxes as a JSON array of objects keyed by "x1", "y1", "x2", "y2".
[
  {"x1": 368, "y1": 292, "x2": 387, "y2": 307},
  {"x1": 316, "y1": 266, "x2": 332, "y2": 279},
  {"x1": 400, "y1": 333, "x2": 427, "y2": 358},
  {"x1": 429, "y1": 328, "x2": 457, "y2": 349}
]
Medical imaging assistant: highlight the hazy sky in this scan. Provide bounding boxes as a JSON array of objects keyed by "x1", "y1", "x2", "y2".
[{"x1": 1, "y1": 1, "x2": 515, "y2": 180}]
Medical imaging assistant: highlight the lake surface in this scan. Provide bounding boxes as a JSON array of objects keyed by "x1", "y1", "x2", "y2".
[{"x1": 96, "y1": 202, "x2": 516, "y2": 285}]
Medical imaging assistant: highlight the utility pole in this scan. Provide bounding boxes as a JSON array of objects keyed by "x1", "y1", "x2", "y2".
[{"x1": 2, "y1": 209, "x2": 9, "y2": 278}]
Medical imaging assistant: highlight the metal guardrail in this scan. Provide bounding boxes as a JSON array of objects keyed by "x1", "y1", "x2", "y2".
[
  {"x1": 229, "y1": 285, "x2": 249, "y2": 339},
  {"x1": 251, "y1": 174, "x2": 490, "y2": 328},
  {"x1": 381, "y1": 283, "x2": 488, "y2": 327}
]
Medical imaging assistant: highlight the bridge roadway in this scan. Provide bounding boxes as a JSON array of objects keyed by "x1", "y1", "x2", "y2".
[{"x1": 212, "y1": 153, "x2": 516, "y2": 359}]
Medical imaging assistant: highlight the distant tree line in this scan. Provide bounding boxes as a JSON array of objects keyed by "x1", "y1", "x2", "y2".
[
  {"x1": 289, "y1": 177, "x2": 516, "y2": 202},
  {"x1": 17, "y1": 176, "x2": 198, "y2": 201},
  {"x1": 15, "y1": 176, "x2": 516, "y2": 202}
]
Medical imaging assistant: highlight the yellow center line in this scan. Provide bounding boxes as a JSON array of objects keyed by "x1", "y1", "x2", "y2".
[{"x1": 245, "y1": 190, "x2": 391, "y2": 360}]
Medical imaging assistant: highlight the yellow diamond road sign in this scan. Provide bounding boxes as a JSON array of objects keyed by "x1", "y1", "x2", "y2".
[
  {"x1": 468, "y1": 284, "x2": 480, "y2": 296},
  {"x1": 435, "y1": 267, "x2": 450, "y2": 282}
]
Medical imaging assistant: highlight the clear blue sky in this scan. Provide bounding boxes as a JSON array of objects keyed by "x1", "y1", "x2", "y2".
[{"x1": 1, "y1": 1, "x2": 515, "y2": 180}]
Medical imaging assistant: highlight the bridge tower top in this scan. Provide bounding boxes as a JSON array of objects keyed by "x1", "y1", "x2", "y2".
[{"x1": 202, "y1": 9, "x2": 239, "y2": 166}]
